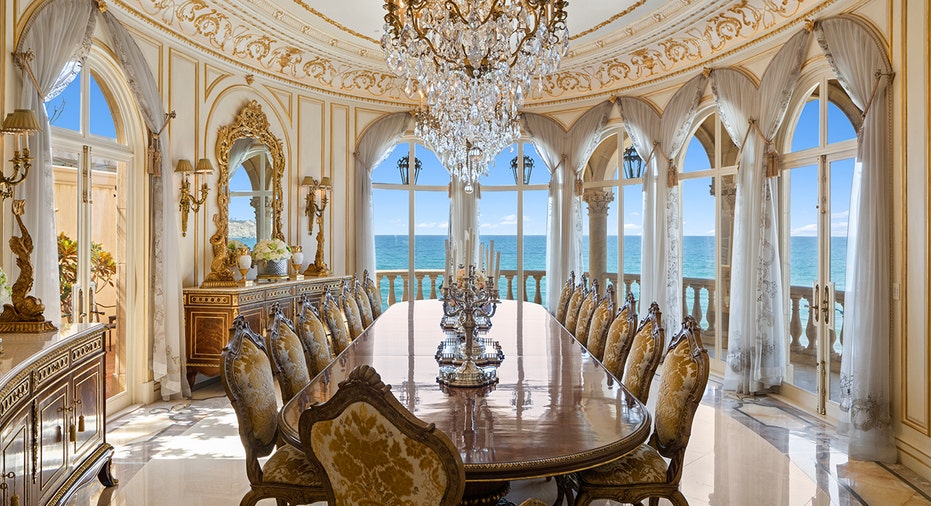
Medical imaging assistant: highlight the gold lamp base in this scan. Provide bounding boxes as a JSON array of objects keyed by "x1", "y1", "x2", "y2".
[{"x1": 0, "y1": 200, "x2": 57, "y2": 334}]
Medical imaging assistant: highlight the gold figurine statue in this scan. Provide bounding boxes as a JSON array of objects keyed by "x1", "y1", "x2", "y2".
[{"x1": 0, "y1": 200, "x2": 55, "y2": 332}]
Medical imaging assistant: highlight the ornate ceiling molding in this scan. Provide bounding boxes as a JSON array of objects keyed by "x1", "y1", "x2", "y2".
[{"x1": 117, "y1": 0, "x2": 828, "y2": 105}]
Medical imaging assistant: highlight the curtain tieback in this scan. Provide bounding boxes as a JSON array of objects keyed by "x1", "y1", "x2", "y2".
[{"x1": 734, "y1": 118, "x2": 782, "y2": 178}]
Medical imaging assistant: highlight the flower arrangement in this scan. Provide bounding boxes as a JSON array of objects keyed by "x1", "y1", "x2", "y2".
[
  {"x1": 253, "y1": 238, "x2": 291, "y2": 262},
  {"x1": 0, "y1": 266, "x2": 11, "y2": 308}
]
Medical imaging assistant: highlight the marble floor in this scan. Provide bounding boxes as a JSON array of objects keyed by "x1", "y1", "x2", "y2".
[{"x1": 65, "y1": 376, "x2": 931, "y2": 506}]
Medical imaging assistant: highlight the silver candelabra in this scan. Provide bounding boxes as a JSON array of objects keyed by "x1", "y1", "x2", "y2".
[{"x1": 438, "y1": 266, "x2": 502, "y2": 388}]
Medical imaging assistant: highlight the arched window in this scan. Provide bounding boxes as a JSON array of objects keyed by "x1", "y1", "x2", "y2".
[
  {"x1": 372, "y1": 141, "x2": 450, "y2": 303},
  {"x1": 478, "y1": 141, "x2": 549, "y2": 302},
  {"x1": 582, "y1": 128, "x2": 643, "y2": 304},
  {"x1": 49, "y1": 49, "x2": 141, "y2": 405},
  {"x1": 780, "y1": 76, "x2": 859, "y2": 411},
  {"x1": 676, "y1": 111, "x2": 739, "y2": 365}
]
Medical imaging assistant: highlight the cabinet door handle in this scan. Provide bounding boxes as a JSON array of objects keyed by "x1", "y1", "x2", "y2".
[{"x1": 68, "y1": 423, "x2": 77, "y2": 443}]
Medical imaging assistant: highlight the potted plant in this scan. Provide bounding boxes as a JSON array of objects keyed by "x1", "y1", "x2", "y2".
[{"x1": 253, "y1": 238, "x2": 291, "y2": 280}]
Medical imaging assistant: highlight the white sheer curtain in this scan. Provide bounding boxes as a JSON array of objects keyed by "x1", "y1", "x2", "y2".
[
  {"x1": 523, "y1": 101, "x2": 612, "y2": 310},
  {"x1": 102, "y1": 10, "x2": 190, "y2": 398},
  {"x1": 711, "y1": 29, "x2": 811, "y2": 393},
  {"x1": 13, "y1": 0, "x2": 96, "y2": 327},
  {"x1": 448, "y1": 179, "x2": 479, "y2": 266},
  {"x1": 816, "y1": 16, "x2": 896, "y2": 462},
  {"x1": 353, "y1": 112, "x2": 412, "y2": 276},
  {"x1": 617, "y1": 74, "x2": 706, "y2": 333}
]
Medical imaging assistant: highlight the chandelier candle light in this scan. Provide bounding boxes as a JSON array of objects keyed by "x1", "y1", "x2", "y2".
[{"x1": 382, "y1": 0, "x2": 569, "y2": 192}]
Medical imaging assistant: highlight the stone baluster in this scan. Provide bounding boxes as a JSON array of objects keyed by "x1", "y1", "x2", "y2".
[
  {"x1": 401, "y1": 275, "x2": 409, "y2": 302},
  {"x1": 533, "y1": 276, "x2": 542, "y2": 305},
  {"x1": 387, "y1": 274, "x2": 398, "y2": 305},
  {"x1": 428, "y1": 274, "x2": 438, "y2": 299},
  {"x1": 804, "y1": 296, "x2": 816, "y2": 353},
  {"x1": 706, "y1": 286, "x2": 716, "y2": 332},
  {"x1": 789, "y1": 292, "x2": 803, "y2": 351},
  {"x1": 507, "y1": 275, "x2": 514, "y2": 301},
  {"x1": 415, "y1": 272, "x2": 425, "y2": 300},
  {"x1": 691, "y1": 285, "x2": 703, "y2": 326}
]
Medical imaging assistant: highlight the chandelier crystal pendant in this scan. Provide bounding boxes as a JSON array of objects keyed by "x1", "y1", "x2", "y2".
[{"x1": 383, "y1": 0, "x2": 569, "y2": 192}]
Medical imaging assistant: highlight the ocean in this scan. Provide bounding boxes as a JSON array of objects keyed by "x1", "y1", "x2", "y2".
[{"x1": 373, "y1": 234, "x2": 847, "y2": 338}]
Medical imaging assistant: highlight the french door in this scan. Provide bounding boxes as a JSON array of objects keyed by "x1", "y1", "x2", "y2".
[{"x1": 783, "y1": 153, "x2": 855, "y2": 416}]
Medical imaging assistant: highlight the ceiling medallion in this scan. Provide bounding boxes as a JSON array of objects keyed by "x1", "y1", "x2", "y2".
[{"x1": 382, "y1": 0, "x2": 569, "y2": 192}]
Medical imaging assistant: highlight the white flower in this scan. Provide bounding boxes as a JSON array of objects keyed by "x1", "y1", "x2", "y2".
[
  {"x1": 0, "y1": 267, "x2": 11, "y2": 308},
  {"x1": 253, "y1": 238, "x2": 291, "y2": 262}
]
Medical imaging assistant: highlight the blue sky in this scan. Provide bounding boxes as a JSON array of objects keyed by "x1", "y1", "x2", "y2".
[{"x1": 371, "y1": 97, "x2": 857, "y2": 238}]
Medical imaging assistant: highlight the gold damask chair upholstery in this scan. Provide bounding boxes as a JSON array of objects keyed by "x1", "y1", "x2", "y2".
[
  {"x1": 299, "y1": 365, "x2": 466, "y2": 506},
  {"x1": 585, "y1": 283, "x2": 616, "y2": 360},
  {"x1": 554, "y1": 271, "x2": 575, "y2": 324},
  {"x1": 320, "y1": 290, "x2": 352, "y2": 355},
  {"x1": 221, "y1": 316, "x2": 326, "y2": 506},
  {"x1": 601, "y1": 292, "x2": 638, "y2": 379},
  {"x1": 363, "y1": 269, "x2": 384, "y2": 319},
  {"x1": 623, "y1": 302, "x2": 665, "y2": 404},
  {"x1": 267, "y1": 303, "x2": 311, "y2": 403},
  {"x1": 563, "y1": 274, "x2": 589, "y2": 336},
  {"x1": 340, "y1": 282, "x2": 365, "y2": 340},
  {"x1": 354, "y1": 278, "x2": 374, "y2": 327},
  {"x1": 574, "y1": 316, "x2": 709, "y2": 506},
  {"x1": 574, "y1": 279, "x2": 601, "y2": 345},
  {"x1": 297, "y1": 295, "x2": 334, "y2": 377}
]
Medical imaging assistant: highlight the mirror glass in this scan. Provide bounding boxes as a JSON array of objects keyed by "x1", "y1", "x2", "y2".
[{"x1": 228, "y1": 140, "x2": 274, "y2": 248}]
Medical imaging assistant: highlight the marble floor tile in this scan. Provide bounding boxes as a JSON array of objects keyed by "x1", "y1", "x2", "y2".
[{"x1": 63, "y1": 379, "x2": 931, "y2": 506}]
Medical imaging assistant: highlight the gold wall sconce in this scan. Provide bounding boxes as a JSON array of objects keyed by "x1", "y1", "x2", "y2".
[
  {"x1": 176, "y1": 158, "x2": 213, "y2": 237},
  {"x1": 0, "y1": 109, "x2": 41, "y2": 200},
  {"x1": 301, "y1": 175, "x2": 331, "y2": 277}
]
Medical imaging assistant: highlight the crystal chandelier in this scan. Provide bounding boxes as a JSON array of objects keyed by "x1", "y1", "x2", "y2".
[{"x1": 382, "y1": 0, "x2": 569, "y2": 192}]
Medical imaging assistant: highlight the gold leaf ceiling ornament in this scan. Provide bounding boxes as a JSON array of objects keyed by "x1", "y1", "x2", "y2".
[{"x1": 119, "y1": 0, "x2": 826, "y2": 104}]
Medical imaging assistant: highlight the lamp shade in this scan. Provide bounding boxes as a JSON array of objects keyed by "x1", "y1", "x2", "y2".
[
  {"x1": 301, "y1": 176, "x2": 316, "y2": 187},
  {"x1": 174, "y1": 159, "x2": 194, "y2": 173},
  {"x1": 194, "y1": 158, "x2": 215, "y2": 174},
  {"x1": 1, "y1": 109, "x2": 41, "y2": 134},
  {"x1": 319, "y1": 176, "x2": 332, "y2": 190}
]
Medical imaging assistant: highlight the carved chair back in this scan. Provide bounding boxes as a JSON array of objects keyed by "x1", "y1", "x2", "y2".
[
  {"x1": 574, "y1": 278, "x2": 601, "y2": 345},
  {"x1": 320, "y1": 289, "x2": 352, "y2": 355},
  {"x1": 299, "y1": 365, "x2": 466, "y2": 505},
  {"x1": 267, "y1": 303, "x2": 311, "y2": 403},
  {"x1": 363, "y1": 269, "x2": 384, "y2": 318},
  {"x1": 623, "y1": 302, "x2": 665, "y2": 404},
  {"x1": 554, "y1": 271, "x2": 575, "y2": 324},
  {"x1": 563, "y1": 273, "x2": 589, "y2": 334},
  {"x1": 297, "y1": 294, "x2": 334, "y2": 377},
  {"x1": 586, "y1": 283, "x2": 617, "y2": 360},
  {"x1": 601, "y1": 292, "x2": 638, "y2": 379}
]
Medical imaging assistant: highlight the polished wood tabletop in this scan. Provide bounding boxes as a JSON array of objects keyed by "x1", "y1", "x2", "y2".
[{"x1": 279, "y1": 299, "x2": 650, "y2": 482}]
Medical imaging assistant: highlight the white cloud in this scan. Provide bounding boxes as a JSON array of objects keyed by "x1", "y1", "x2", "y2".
[
  {"x1": 792, "y1": 223, "x2": 817, "y2": 236},
  {"x1": 416, "y1": 221, "x2": 448, "y2": 230},
  {"x1": 499, "y1": 214, "x2": 518, "y2": 225},
  {"x1": 831, "y1": 221, "x2": 848, "y2": 235},
  {"x1": 831, "y1": 210, "x2": 849, "y2": 220},
  {"x1": 624, "y1": 223, "x2": 641, "y2": 233}
]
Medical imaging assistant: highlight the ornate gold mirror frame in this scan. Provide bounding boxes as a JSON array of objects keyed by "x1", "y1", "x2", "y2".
[{"x1": 202, "y1": 100, "x2": 285, "y2": 287}]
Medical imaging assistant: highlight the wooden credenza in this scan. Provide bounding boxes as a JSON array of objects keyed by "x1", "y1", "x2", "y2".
[
  {"x1": 183, "y1": 276, "x2": 350, "y2": 386},
  {"x1": 0, "y1": 323, "x2": 114, "y2": 506}
]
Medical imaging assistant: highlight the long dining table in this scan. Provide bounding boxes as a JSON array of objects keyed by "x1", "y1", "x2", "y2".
[{"x1": 279, "y1": 299, "x2": 651, "y2": 502}]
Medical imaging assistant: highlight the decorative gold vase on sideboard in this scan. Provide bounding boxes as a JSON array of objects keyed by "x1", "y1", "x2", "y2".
[{"x1": 183, "y1": 275, "x2": 349, "y2": 387}]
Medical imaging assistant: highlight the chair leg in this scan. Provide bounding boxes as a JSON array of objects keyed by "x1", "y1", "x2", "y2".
[
  {"x1": 668, "y1": 490, "x2": 689, "y2": 506},
  {"x1": 240, "y1": 491, "x2": 261, "y2": 506}
]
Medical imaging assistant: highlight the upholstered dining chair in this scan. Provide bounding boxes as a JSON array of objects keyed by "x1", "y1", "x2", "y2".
[
  {"x1": 221, "y1": 316, "x2": 326, "y2": 506},
  {"x1": 573, "y1": 316, "x2": 710, "y2": 506},
  {"x1": 601, "y1": 292, "x2": 638, "y2": 379},
  {"x1": 297, "y1": 295, "x2": 334, "y2": 377},
  {"x1": 340, "y1": 282, "x2": 365, "y2": 339},
  {"x1": 585, "y1": 283, "x2": 616, "y2": 360},
  {"x1": 320, "y1": 289, "x2": 352, "y2": 355},
  {"x1": 354, "y1": 277, "x2": 375, "y2": 327},
  {"x1": 563, "y1": 274, "x2": 589, "y2": 335},
  {"x1": 554, "y1": 271, "x2": 575, "y2": 324},
  {"x1": 298, "y1": 364, "x2": 466, "y2": 506},
  {"x1": 362, "y1": 269, "x2": 384, "y2": 319},
  {"x1": 622, "y1": 301, "x2": 665, "y2": 405},
  {"x1": 574, "y1": 279, "x2": 601, "y2": 345},
  {"x1": 267, "y1": 303, "x2": 311, "y2": 403}
]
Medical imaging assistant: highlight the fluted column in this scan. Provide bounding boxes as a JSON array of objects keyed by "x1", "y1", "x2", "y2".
[{"x1": 583, "y1": 189, "x2": 614, "y2": 288}]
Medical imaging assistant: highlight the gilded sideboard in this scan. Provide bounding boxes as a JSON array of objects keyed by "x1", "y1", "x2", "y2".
[
  {"x1": 0, "y1": 323, "x2": 114, "y2": 505},
  {"x1": 183, "y1": 276, "x2": 350, "y2": 386}
]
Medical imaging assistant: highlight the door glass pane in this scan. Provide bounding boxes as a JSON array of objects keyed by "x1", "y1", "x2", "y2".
[
  {"x1": 415, "y1": 144, "x2": 449, "y2": 186},
  {"x1": 89, "y1": 72, "x2": 118, "y2": 141},
  {"x1": 48, "y1": 72, "x2": 81, "y2": 132},
  {"x1": 682, "y1": 118, "x2": 713, "y2": 173},
  {"x1": 623, "y1": 184, "x2": 643, "y2": 306},
  {"x1": 718, "y1": 174, "x2": 737, "y2": 362},
  {"x1": 828, "y1": 158, "x2": 854, "y2": 403},
  {"x1": 522, "y1": 190, "x2": 547, "y2": 304},
  {"x1": 786, "y1": 164, "x2": 818, "y2": 395},
  {"x1": 606, "y1": 188, "x2": 620, "y2": 293},
  {"x1": 373, "y1": 188, "x2": 409, "y2": 304},
  {"x1": 373, "y1": 144, "x2": 408, "y2": 184},
  {"x1": 414, "y1": 191, "x2": 449, "y2": 299},
  {"x1": 681, "y1": 176, "x2": 715, "y2": 354},
  {"x1": 481, "y1": 191, "x2": 519, "y2": 299},
  {"x1": 789, "y1": 86, "x2": 820, "y2": 153},
  {"x1": 480, "y1": 145, "x2": 518, "y2": 186},
  {"x1": 827, "y1": 79, "x2": 858, "y2": 144}
]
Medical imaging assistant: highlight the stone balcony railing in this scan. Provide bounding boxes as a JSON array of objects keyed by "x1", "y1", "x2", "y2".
[{"x1": 375, "y1": 269, "x2": 845, "y2": 366}]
